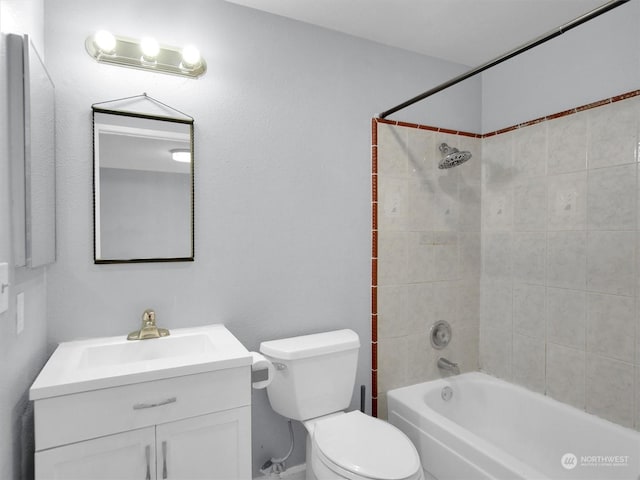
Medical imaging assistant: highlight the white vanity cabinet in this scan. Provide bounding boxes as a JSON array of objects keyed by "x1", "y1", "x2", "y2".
[
  {"x1": 29, "y1": 325, "x2": 254, "y2": 480},
  {"x1": 35, "y1": 427, "x2": 156, "y2": 480},
  {"x1": 155, "y1": 408, "x2": 250, "y2": 479},
  {"x1": 33, "y1": 368, "x2": 251, "y2": 480}
]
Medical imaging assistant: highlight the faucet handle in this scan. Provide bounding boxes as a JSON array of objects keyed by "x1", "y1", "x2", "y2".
[{"x1": 142, "y1": 309, "x2": 156, "y2": 326}]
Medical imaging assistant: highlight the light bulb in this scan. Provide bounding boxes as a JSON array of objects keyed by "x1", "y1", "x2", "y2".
[
  {"x1": 94, "y1": 30, "x2": 116, "y2": 54},
  {"x1": 181, "y1": 45, "x2": 201, "y2": 68},
  {"x1": 140, "y1": 37, "x2": 160, "y2": 60},
  {"x1": 171, "y1": 149, "x2": 191, "y2": 163}
]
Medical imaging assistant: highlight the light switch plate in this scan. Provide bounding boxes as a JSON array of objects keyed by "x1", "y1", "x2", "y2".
[{"x1": 0, "y1": 263, "x2": 8, "y2": 314}]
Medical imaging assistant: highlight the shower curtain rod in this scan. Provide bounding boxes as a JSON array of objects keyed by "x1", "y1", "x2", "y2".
[{"x1": 377, "y1": 0, "x2": 630, "y2": 119}]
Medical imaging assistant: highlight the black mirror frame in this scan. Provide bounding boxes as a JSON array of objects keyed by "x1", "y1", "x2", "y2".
[{"x1": 92, "y1": 106, "x2": 195, "y2": 264}]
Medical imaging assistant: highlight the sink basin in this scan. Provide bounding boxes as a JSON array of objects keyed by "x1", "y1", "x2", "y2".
[
  {"x1": 79, "y1": 333, "x2": 215, "y2": 368},
  {"x1": 30, "y1": 324, "x2": 251, "y2": 400}
]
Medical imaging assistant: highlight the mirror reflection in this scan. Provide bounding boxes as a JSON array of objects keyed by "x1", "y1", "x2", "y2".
[{"x1": 93, "y1": 110, "x2": 194, "y2": 263}]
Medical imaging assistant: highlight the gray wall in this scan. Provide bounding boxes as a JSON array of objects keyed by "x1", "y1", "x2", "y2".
[
  {"x1": 43, "y1": 0, "x2": 481, "y2": 475},
  {"x1": 0, "y1": 1, "x2": 49, "y2": 479},
  {"x1": 482, "y1": 0, "x2": 639, "y2": 132}
]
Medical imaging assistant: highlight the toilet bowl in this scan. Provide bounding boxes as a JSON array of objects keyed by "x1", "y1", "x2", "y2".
[
  {"x1": 259, "y1": 329, "x2": 424, "y2": 480},
  {"x1": 306, "y1": 411, "x2": 423, "y2": 480}
]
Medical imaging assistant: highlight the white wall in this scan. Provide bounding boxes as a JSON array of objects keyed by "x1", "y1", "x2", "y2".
[
  {"x1": 43, "y1": 0, "x2": 481, "y2": 475},
  {"x1": 482, "y1": 0, "x2": 640, "y2": 132},
  {"x1": 0, "y1": 1, "x2": 49, "y2": 478}
]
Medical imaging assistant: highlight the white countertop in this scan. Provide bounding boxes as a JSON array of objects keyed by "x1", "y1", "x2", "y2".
[{"x1": 30, "y1": 324, "x2": 252, "y2": 400}]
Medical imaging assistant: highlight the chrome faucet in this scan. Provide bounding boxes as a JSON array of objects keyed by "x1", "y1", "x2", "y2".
[
  {"x1": 127, "y1": 309, "x2": 170, "y2": 340},
  {"x1": 437, "y1": 357, "x2": 460, "y2": 375}
]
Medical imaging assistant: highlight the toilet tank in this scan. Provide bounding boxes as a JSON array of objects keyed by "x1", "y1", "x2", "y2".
[{"x1": 259, "y1": 329, "x2": 360, "y2": 421}]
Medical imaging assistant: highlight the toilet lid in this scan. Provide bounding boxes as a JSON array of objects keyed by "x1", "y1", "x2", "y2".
[{"x1": 313, "y1": 411, "x2": 421, "y2": 480}]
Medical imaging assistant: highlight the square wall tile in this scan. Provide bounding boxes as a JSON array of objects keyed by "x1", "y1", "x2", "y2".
[
  {"x1": 449, "y1": 325, "x2": 480, "y2": 373},
  {"x1": 587, "y1": 164, "x2": 636, "y2": 230},
  {"x1": 407, "y1": 332, "x2": 440, "y2": 384},
  {"x1": 588, "y1": 98, "x2": 639, "y2": 170},
  {"x1": 586, "y1": 354, "x2": 634, "y2": 428},
  {"x1": 512, "y1": 232, "x2": 546, "y2": 285},
  {"x1": 546, "y1": 343, "x2": 585, "y2": 410},
  {"x1": 379, "y1": 176, "x2": 408, "y2": 231},
  {"x1": 482, "y1": 233, "x2": 512, "y2": 282},
  {"x1": 483, "y1": 186, "x2": 513, "y2": 232},
  {"x1": 407, "y1": 232, "x2": 458, "y2": 283},
  {"x1": 377, "y1": 392, "x2": 388, "y2": 421},
  {"x1": 480, "y1": 281, "x2": 513, "y2": 331},
  {"x1": 407, "y1": 177, "x2": 432, "y2": 231},
  {"x1": 425, "y1": 171, "x2": 460, "y2": 231},
  {"x1": 546, "y1": 287, "x2": 586, "y2": 350},
  {"x1": 427, "y1": 281, "x2": 463, "y2": 330},
  {"x1": 479, "y1": 326, "x2": 512, "y2": 381},
  {"x1": 407, "y1": 127, "x2": 436, "y2": 177},
  {"x1": 586, "y1": 231, "x2": 635, "y2": 296},
  {"x1": 457, "y1": 137, "x2": 482, "y2": 184},
  {"x1": 513, "y1": 122, "x2": 547, "y2": 180},
  {"x1": 378, "y1": 336, "x2": 409, "y2": 392},
  {"x1": 547, "y1": 171, "x2": 587, "y2": 231},
  {"x1": 483, "y1": 131, "x2": 515, "y2": 185},
  {"x1": 407, "y1": 283, "x2": 432, "y2": 334},
  {"x1": 378, "y1": 124, "x2": 408, "y2": 176},
  {"x1": 512, "y1": 334, "x2": 545, "y2": 393},
  {"x1": 459, "y1": 183, "x2": 482, "y2": 232},
  {"x1": 513, "y1": 179, "x2": 547, "y2": 231},
  {"x1": 459, "y1": 232, "x2": 481, "y2": 279},
  {"x1": 586, "y1": 293, "x2": 635, "y2": 363},
  {"x1": 546, "y1": 111, "x2": 588, "y2": 175},
  {"x1": 377, "y1": 286, "x2": 409, "y2": 339},
  {"x1": 378, "y1": 232, "x2": 408, "y2": 285},
  {"x1": 546, "y1": 231, "x2": 587, "y2": 290},
  {"x1": 513, "y1": 284, "x2": 546, "y2": 340},
  {"x1": 458, "y1": 279, "x2": 480, "y2": 327}
]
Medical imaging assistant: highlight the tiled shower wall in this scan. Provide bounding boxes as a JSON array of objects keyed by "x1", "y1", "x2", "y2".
[
  {"x1": 374, "y1": 91, "x2": 640, "y2": 430},
  {"x1": 480, "y1": 93, "x2": 640, "y2": 429},
  {"x1": 373, "y1": 120, "x2": 482, "y2": 419}
]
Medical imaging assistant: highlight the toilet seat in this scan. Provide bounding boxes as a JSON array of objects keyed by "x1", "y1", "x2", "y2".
[{"x1": 311, "y1": 411, "x2": 422, "y2": 480}]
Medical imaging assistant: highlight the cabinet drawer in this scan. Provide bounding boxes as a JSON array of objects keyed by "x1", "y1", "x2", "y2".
[{"x1": 34, "y1": 367, "x2": 250, "y2": 451}]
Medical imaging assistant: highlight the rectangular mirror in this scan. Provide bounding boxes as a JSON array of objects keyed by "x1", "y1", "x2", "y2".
[{"x1": 92, "y1": 109, "x2": 194, "y2": 263}]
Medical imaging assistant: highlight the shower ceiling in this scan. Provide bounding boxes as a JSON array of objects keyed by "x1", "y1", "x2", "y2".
[{"x1": 224, "y1": 0, "x2": 606, "y2": 65}]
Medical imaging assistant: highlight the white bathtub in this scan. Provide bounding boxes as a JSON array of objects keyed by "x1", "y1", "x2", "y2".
[{"x1": 387, "y1": 372, "x2": 640, "y2": 480}]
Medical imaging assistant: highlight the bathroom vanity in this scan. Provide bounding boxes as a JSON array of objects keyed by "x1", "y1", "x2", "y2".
[{"x1": 30, "y1": 325, "x2": 252, "y2": 480}]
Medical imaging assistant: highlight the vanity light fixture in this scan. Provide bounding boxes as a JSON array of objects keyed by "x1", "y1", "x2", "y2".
[
  {"x1": 171, "y1": 148, "x2": 191, "y2": 163},
  {"x1": 85, "y1": 31, "x2": 206, "y2": 78}
]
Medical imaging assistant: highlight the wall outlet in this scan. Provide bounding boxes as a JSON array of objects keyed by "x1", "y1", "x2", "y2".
[{"x1": 16, "y1": 292, "x2": 24, "y2": 335}]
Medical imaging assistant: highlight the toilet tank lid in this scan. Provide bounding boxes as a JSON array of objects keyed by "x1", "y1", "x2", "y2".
[{"x1": 260, "y1": 329, "x2": 360, "y2": 360}]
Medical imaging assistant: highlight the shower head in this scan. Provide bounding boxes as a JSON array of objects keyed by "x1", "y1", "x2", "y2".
[{"x1": 438, "y1": 143, "x2": 472, "y2": 169}]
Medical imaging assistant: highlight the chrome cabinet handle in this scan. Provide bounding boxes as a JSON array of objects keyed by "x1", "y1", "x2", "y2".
[
  {"x1": 145, "y1": 445, "x2": 151, "y2": 480},
  {"x1": 133, "y1": 397, "x2": 177, "y2": 410},
  {"x1": 162, "y1": 441, "x2": 168, "y2": 479}
]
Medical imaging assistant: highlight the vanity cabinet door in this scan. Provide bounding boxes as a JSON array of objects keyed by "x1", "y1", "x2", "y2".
[
  {"x1": 155, "y1": 407, "x2": 251, "y2": 480},
  {"x1": 35, "y1": 427, "x2": 156, "y2": 480}
]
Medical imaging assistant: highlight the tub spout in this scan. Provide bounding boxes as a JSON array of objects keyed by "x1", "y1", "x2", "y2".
[{"x1": 437, "y1": 357, "x2": 460, "y2": 375}]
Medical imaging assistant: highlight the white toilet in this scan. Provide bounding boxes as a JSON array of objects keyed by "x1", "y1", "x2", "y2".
[{"x1": 260, "y1": 329, "x2": 424, "y2": 480}]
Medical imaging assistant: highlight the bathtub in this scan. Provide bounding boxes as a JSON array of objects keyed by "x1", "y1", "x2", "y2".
[{"x1": 387, "y1": 372, "x2": 640, "y2": 480}]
